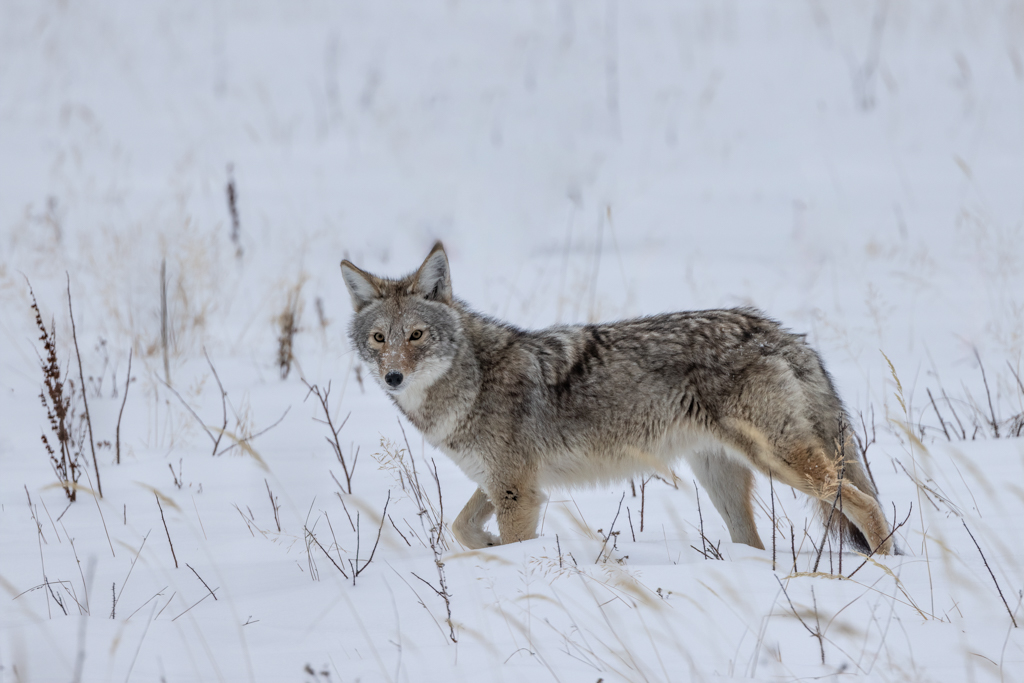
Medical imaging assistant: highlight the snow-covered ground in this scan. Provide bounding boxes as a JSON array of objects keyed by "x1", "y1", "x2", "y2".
[{"x1": 2, "y1": 1, "x2": 1023, "y2": 681}]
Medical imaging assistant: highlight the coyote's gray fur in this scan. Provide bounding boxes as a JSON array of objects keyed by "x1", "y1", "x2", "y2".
[{"x1": 341, "y1": 243, "x2": 894, "y2": 555}]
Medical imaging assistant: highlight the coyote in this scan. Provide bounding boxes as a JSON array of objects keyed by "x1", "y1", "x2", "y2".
[{"x1": 341, "y1": 243, "x2": 894, "y2": 555}]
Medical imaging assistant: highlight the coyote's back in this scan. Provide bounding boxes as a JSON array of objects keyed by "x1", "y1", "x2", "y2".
[{"x1": 341, "y1": 243, "x2": 894, "y2": 556}]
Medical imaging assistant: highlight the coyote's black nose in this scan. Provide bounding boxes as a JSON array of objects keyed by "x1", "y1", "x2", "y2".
[{"x1": 384, "y1": 371, "x2": 404, "y2": 388}]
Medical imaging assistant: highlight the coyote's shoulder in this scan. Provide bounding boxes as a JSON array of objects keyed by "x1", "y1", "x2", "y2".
[{"x1": 341, "y1": 242, "x2": 895, "y2": 555}]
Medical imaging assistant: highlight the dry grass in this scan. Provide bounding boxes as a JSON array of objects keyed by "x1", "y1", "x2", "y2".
[
  {"x1": 919, "y1": 353, "x2": 1024, "y2": 442},
  {"x1": 277, "y1": 278, "x2": 306, "y2": 379}
]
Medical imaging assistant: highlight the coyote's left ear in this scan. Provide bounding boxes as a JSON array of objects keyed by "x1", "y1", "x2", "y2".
[{"x1": 412, "y1": 241, "x2": 453, "y2": 305}]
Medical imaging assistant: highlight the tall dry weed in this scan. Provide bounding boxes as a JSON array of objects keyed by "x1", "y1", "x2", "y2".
[{"x1": 28, "y1": 282, "x2": 85, "y2": 501}]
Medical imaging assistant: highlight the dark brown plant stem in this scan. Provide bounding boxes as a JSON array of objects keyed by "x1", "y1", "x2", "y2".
[
  {"x1": 962, "y1": 520, "x2": 1017, "y2": 628},
  {"x1": 116, "y1": 349, "x2": 132, "y2": 464},
  {"x1": 155, "y1": 493, "x2": 178, "y2": 569},
  {"x1": 186, "y1": 563, "x2": 217, "y2": 601},
  {"x1": 67, "y1": 276, "x2": 100, "y2": 497}
]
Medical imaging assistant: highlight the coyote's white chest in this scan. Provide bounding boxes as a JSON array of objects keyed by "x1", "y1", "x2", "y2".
[{"x1": 391, "y1": 358, "x2": 462, "y2": 442}]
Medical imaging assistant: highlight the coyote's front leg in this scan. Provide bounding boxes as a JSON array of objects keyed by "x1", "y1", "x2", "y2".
[
  {"x1": 452, "y1": 487, "x2": 499, "y2": 549},
  {"x1": 489, "y1": 478, "x2": 543, "y2": 545}
]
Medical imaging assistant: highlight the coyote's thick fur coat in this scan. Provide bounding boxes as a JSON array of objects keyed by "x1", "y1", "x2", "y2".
[{"x1": 341, "y1": 243, "x2": 894, "y2": 555}]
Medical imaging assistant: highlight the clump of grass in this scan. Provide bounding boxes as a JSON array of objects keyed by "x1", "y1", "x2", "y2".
[
  {"x1": 376, "y1": 421, "x2": 456, "y2": 641},
  {"x1": 277, "y1": 280, "x2": 305, "y2": 379},
  {"x1": 226, "y1": 164, "x2": 243, "y2": 258},
  {"x1": 28, "y1": 281, "x2": 84, "y2": 502}
]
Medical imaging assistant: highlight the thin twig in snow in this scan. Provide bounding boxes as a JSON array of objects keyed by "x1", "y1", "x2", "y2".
[
  {"x1": 204, "y1": 348, "x2": 228, "y2": 456},
  {"x1": 962, "y1": 520, "x2": 1017, "y2": 628},
  {"x1": 115, "y1": 349, "x2": 132, "y2": 464},
  {"x1": 161, "y1": 379, "x2": 217, "y2": 450},
  {"x1": 67, "y1": 275, "x2": 100, "y2": 497},
  {"x1": 305, "y1": 525, "x2": 349, "y2": 578},
  {"x1": 974, "y1": 348, "x2": 1000, "y2": 437},
  {"x1": 594, "y1": 492, "x2": 625, "y2": 563},
  {"x1": 155, "y1": 493, "x2": 178, "y2": 569},
  {"x1": 186, "y1": 564, "x2": 218, "y2": 601},
  {"x1": 112, "y1": 532, "x2": 149, "y2": 617},
  {"x1": 353, "y1": 490, "x2": 391, "y2": 579}
]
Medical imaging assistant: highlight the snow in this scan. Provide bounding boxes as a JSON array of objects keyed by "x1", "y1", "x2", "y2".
[{"x1": 1, "y1": 0, "x2": 1023, "y2": 681}]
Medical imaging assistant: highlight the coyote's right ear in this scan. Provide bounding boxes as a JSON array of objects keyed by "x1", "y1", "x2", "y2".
[{"x1": 340, "y1": 261, "x2": 382, "y2": 312}]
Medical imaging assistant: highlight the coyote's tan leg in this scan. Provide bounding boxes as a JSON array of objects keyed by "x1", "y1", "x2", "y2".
[
  {"x1": 453, "y1": 487, "x2": 498, "y2": 549},
  {"x1": 490, "y1": 480, "x2": 543, "y2": 544},
  {"x1": 689, "y1": 449, "x2": 764, "y2": 549},
  {"x1": 720, "y1": 418, "x2": 894, "y2": 555}
]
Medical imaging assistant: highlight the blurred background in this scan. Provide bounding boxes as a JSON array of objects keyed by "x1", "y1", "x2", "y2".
[{"x1": 1, "y1": 0, "x2": 1022, "y2": 403}]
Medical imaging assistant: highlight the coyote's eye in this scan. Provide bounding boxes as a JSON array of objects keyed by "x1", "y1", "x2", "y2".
[
  {"x1": 372, "y1": 332, "x2": 385, "y2": 343},
  {"x1": 409, "y1": 330, "x2": 423, "y2": 341}
]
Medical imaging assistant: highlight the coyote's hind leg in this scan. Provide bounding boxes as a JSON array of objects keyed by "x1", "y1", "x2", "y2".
[
  {"x1": 453, "y1": 487, "x2": 498, "y2": 549},
  {"x1": 688, "y1": 448, "x2": 764, "y2": 549},
  {"x1": 719, "y1": 418, "x2": 894, "y2": 555}
]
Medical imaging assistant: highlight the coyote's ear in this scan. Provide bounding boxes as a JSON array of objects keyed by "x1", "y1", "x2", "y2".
[
  {"x1": 412, "y1": 241, "x2": 452, "y2": 305},
  {"x1": 340, "y1": 261, "x2": 382, "y2": 312}
]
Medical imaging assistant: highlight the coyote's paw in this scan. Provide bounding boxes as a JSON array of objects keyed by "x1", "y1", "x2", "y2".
[{"x1": 453, "y1": 525, "x2": 500, "y2": 550}]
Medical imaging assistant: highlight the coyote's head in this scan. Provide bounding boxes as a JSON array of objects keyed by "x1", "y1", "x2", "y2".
[{"x1": 340, "y1": 242, "x2": 462, "y2": 399}]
